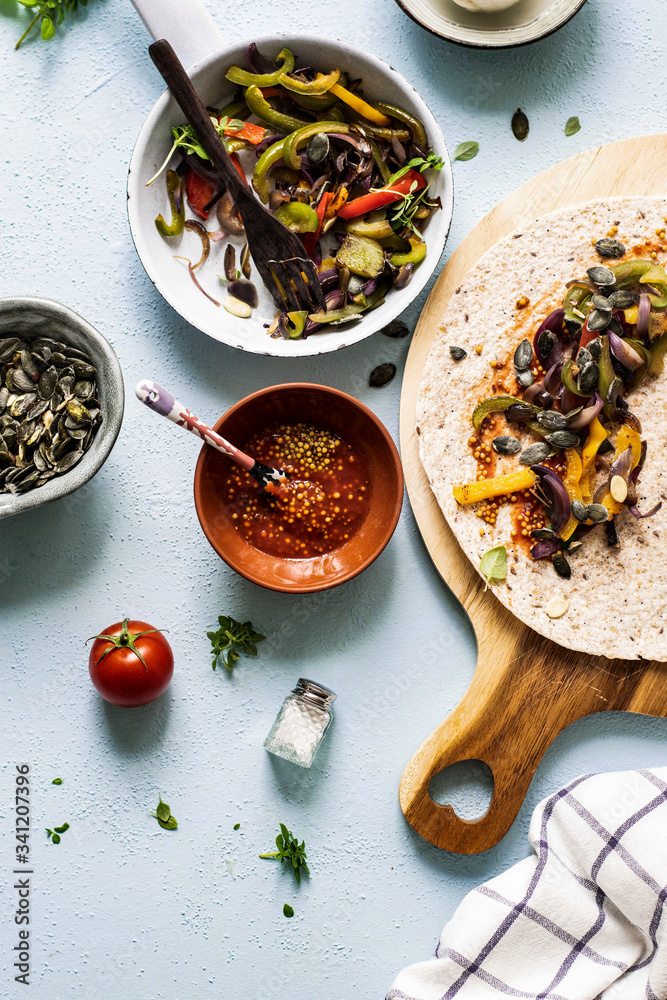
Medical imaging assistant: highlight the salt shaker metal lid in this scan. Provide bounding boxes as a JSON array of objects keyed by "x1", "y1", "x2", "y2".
[{"x1": 293, "y1": 678, "x2": 336, "y2": 709}]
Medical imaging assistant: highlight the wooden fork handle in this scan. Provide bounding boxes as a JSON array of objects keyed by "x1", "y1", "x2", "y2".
[{"x1": 148, "y1": 39, "x2": 248, "y2": 205}]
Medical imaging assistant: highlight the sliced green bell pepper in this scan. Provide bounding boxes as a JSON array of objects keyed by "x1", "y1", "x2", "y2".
[
  {"x1": 278, "y1": 68, "x2": 341, "y2": 96},
  {"x1": 225, "y1": 48, "x2": 295, "y2": 88},
  {"x1": 244, "y1": 85, "x2": 309, "y2": 135},
  {"x1": 346, "y1": 211, "x2": 394, "y2": 239},
  {"x1": 390, "y1": 236, "x2": 426, "y2": 267},
  {"x1": 471, "y1": 395, "x2": 524, "y2": 431},
  {"x1": 282, "y1": 122, "x2": 352, "y2": 170},
  {"x1": 308, "y1": 302, "x2": 367, "y2": 324},
  {"x1": 649, "y1": 332, "x2": 667, "y2": 376},
  {"x1": 252, "y1": 137, "x2": 286, "y2": 202},
  {"x1": 155, "y1": 170, "x2": 184, "y2": 237},
  {"x1": 274, "y1": 202, "x2": 319, "y2": 233},
  {"x1": 371, "y1": 102, "x2": 428, "y2": 149},
  {"x1": 561, "y1": 360, "x2": 587, "y2": 397},
  {"x1": 598, "y1": 335, "x2": 617, "y2": 417}
]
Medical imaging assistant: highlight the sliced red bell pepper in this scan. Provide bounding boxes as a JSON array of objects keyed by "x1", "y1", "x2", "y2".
[
  {"x1": 221, "y1": 119, "x2": 267, "y2": 145},
  {"x1": 229, "y1": 152, "x2": 248, "y2": 186},
  {"x1": 301, "y1": 191, "x2": 332, "y2": 257},
  {"x1": 336, "y1": 170, "x2": 427, "y2": 220},
  {"x1": 186, "y1": 168, "x2": 215, "y2": 220}
]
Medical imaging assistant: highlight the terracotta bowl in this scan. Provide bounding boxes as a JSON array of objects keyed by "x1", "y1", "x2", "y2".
[{"x1": 193, "y1": 383, "x2": 403, "y2": 593}]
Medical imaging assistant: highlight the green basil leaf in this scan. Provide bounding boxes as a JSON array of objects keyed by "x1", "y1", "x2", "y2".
[
  {"x1": 158, "y1": 815, "x2": 178, "y2": 830},
  {"x1": 51, "y1": 832, "x2": 61, "y2": 844},
  {"x1": 52, "y1": 778, "x2": 63, "y2": 785},
  {"x1": 479, "y1": 545, "x2": 507, "y2": 590},
  {"x1": 156, "y1": 799, "x2": 171, "y2": 822},
  {"x1": 453, "y1": 141, "x2": 479, "y2": 162},
  {"x1": 41, "y1": 15, "x2": 55, "y2": 39},
  {"x1": 565, "y1": 116, "x2": 581, "y2": 136},
  {"x1": 283, "y1": 904, "x2": 294, "y2": 918},
  {"x1": 233, "y1": 823, "x2": 240, "y2": 830}
]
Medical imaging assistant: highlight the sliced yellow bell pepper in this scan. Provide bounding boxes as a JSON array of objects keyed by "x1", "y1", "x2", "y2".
[
  {"x1": 580, "y1": 417, "x2": 608, "y2": 504},
  {"x1": 329, "y1": 83, "x2": 391, "y2": 126},
  {"x1": 560, "y1": 448, "x2": 583, "y2": 541},
  {"x1": 598, "y1": 427, "x2": 643, "y2": 516},
  {"x1": 279, "y1": 68, "x2": 341, "y2": 96},
  {"x1": 453, "y1": 469, "x2": 536, "y2": 505}
]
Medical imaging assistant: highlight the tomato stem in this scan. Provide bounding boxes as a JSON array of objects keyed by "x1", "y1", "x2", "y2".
[{"x1": 85, "y1": 617, "x2": 168, "y2": 672}]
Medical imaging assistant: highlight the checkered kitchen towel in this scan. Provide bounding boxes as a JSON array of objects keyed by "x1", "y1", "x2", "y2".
[{"x1": 388, "y1": 769, "x2": 667, "y2": 1000}]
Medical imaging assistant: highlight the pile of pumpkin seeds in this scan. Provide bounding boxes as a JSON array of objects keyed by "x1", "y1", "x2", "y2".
[{"x1": 0, "y1": 335, "x2": 102, "y2": 495}]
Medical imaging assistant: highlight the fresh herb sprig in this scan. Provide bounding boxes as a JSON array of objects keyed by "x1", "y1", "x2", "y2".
[
  {"x1": 145, "y1": 117, "x2": 245, "y2": 187},
  {"x1": 260, "y1": 824, "x2": 309, "y2": 884},
  {"x1": 152, "y1": 795, "x2": 177, "y2": 831},
  {"x1": 15, "y1": 0, "x2": 96, "y2": 50},
  {"x1": 386, "y1": 149, "x2": 444, "y2": 186},
  {"x1": 208, "y1": 615, "x2": 266, "y2": 672}
]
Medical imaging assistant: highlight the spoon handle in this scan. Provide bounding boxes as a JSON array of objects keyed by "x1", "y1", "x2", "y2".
[{"x1": 135, "y1": 380, "x2": 254, "y2": 471}]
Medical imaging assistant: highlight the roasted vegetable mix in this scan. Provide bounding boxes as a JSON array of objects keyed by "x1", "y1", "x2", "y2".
[
  {"x1": 453, "y1": 246, "x2": 665, "y2": 577},
  {"x1": 148, "y1": 42, "x2": 443, "y2": 339}
]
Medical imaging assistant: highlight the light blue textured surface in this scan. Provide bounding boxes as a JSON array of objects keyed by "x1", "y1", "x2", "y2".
[{"x1": 2, "y1": 1, "x2": 667, "y2": 997}]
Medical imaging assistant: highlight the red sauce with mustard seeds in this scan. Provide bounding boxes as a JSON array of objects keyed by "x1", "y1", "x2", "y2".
[{"x1": 223, "y1": 421, "x2": 371, "y2": 558}]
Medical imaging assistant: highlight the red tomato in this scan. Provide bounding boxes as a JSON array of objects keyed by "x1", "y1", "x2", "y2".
[
  {"x1": 87, "y1": 618, "x2": 174, "y2": 707},
  {"x1": 186, "y1": 168, "x2": 215, "y2": 220}
]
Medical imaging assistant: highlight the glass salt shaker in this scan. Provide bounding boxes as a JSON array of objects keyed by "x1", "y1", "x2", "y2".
[{"x1": 264, "y1": 679, "x2": 336, "y2": 768}]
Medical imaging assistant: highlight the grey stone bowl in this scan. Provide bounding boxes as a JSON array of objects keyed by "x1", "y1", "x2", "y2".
[{"x1": 0, "y1": 297, "x2": 124, "y2": 520}]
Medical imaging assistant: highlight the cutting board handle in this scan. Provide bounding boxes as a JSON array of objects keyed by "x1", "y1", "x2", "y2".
[{"x1": 398, "y1": 638, "x2": 599, "y2": 854}]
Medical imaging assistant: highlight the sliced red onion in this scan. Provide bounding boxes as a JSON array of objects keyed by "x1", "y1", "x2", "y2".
[
  {"x1": 246, "y1": 42, "x2": 276, "y2": 74},
  {"x1": 561, "y1": 387, "x2": 585, "y2": 413},
  {"x1": 530, "y1": 537, "x2": 562, "y2": 561},
  {"x1": 523, "y1": 382, "x2": 554, "y2": 409},
  {"x1": 568, "y1": 392, "x2": 604, "y2": 431},
  {"x1": 390, "y1": 132, "x2": 407, "y2": 164},
  {"x1": 637, "y1": 292, "x2": 651, "y2": 341},
  {"x1": 544, "y1": 362, "x2": 564, "y2": 395},
  {"x1": 530, "y1": 464, "x2": 571, "y2": 533},
  {"x1": 324, "y1": 289, "x2": 345, "y2": 311},
  {"x1": 173, "y1": 256, "x2": 220, "y2": 306},
  {"x1": 609, "y1": 330, "x2": 644, "y2": 371},
  {"x1": 630, "y1": 441, "x2": 648, "y2": 484},
  {"x1": 628, "y1": 501, "x2": 663, "y2": 519},
  {"x1": 317, "y1": 268, "x2": 339, "y2": 293},
  {"x1": 255, "y1": 134, "x2": 284, "y2": 157}
]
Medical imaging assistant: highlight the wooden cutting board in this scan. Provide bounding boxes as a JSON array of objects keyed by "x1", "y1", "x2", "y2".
[{"x1": 399, "y1": 133, "x2": 667, "y2": 856}]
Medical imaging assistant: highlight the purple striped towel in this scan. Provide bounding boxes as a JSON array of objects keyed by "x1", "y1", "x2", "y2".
[{"x1": 388, "y1": 769, "x2": 667, "y2": 1000}]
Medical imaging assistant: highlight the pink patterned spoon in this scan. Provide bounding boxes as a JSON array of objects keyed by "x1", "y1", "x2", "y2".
[{"x1": 135, "y1": 380, "x2": 289, "y2": 491}]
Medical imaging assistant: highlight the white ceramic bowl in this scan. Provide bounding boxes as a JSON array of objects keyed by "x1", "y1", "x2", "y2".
[
  {"x1": 127, "y1": 34, "x2": 452, "y2": 357},
  {"x1": 0, "y1": 297, "x2": 124, "y2": 520},
  {"x1": 394, "y1": 0, "x2": 589, "y2": 48}
]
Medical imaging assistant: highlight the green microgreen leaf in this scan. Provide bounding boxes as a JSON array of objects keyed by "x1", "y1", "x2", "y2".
[
  {"x1": 53, "y1": 823, "x2": 69, "y2": 834},
  {"x1": 283, "y1": 903, "x2": 294, "y2": 918},
  {"x1": 386, "y1": 149, "x2": 444, "y2": 187},
  {"x1": 479, "y1": 545, "x2": 508, "y2": 590},
  {"x1": 233, "y1": 823, "x2": 240, "y2": 831},
  {"x1": 565, "y1": 116, "x2": 581, "y2": 136},
  {"x1": 52, "y1": 778, "x2": 63, "y2": 785},
  {"x1": 453, "y1": 141, "x2": 479, "y2": 162},
  {"x1": 259, "y1": 824, "x2": 309, "y2": 883},
  {"x1": 51, "y1": 832, "x2": 61, "y2": 844},
  {"x1": 208, "y1": 615, "x2": 266, "y2": 672}
]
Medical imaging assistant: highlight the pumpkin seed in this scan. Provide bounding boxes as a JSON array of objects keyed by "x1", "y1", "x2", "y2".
[
  {"x1": 537, "y1": 410, "x2": 568, "y2": 431},
  {"x1": 594, "y1": 238, "x2": 626, "y2": 259},
  {"x1": 607, "y1": 377, "x2": 622, "y2": 406},
  {"x1": 491, "y1": 435, "x2": 521, "y2": 455},
  {"x1": 537, "y1": 329, "x2": 555, "y2": 358},
  {"x1": 513, "y1": 338, "x2": 533, "y2": 370},
  {"x1": 369, "y1": 362, "x2": 396, "y2": 388},
  {"x1": 587, "y1": 338, "x2": 602, "y2": 361},
  {"x1": 586, "y1": 266, "x2": 614, "y2": 286},
  {"x1": 515, "y1": 368, "x2": 534, "y2": 388},
  {"x1": 571, "y1": 499, "x2": 589, "y2": 522},
  {"x1": 578, "y1": 361, "x2": 600, "y2": 394},
  {"x1": 449, "y1": 345, "x2": 467, "y2": 361},
  {"x1": 511, "y1": 108, "x2": 529, "y2": 142},
  {"x1": 306, "y1": 132, "x2": 330, "y2": 164},
  {"x1": 382, "y1": 321, "x2": 410, "y2": 339},
  {"x1": 545, "y1": 430, "x2": 580, "y2": 449},
  {"x1": 519, "y1": 441, "x2": 552, "y2": 464},
  {"x1": 587, "y1": 503, "x2": 609, "y2": 523},
  {"x1": 587, "y1": 309, "x2": 611, "y2": 332},
  {"x1": 552, "y1": 552, "x2": 571, "y2": 579},
  {"x1": 610, "y1": 475, "x2": 628, "y2": 503},
  {"x1": 505, "y1": 401, "x2": 537, "y2": 423},
  {"x1": 531, "y1": 528, "x2": 556, "y2": 540},
  {"x1": 591, "y1": 294, "x2": 612, "y2": 314},
  {"x1": 608, "y1": 289, "x2": 636, "y2": 309}
]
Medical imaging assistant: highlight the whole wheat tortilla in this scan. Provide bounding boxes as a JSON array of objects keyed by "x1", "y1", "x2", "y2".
[{"x1": 417, "y1": 196, "x2": 667, "y2": 662}]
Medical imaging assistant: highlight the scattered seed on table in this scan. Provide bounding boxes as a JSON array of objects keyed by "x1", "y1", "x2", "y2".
[{"x1": 369, "y1": 363, "x2": 396, "y2": 388}]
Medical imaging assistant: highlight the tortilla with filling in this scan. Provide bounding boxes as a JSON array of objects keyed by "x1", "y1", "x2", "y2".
[{"x1": 417, "y1": 196, "x2": 667, "y2": 662}]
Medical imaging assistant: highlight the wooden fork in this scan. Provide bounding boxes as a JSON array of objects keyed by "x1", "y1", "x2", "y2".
[{"x1": 149, "y1": 39, "x2": 327, "y2": 315}]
